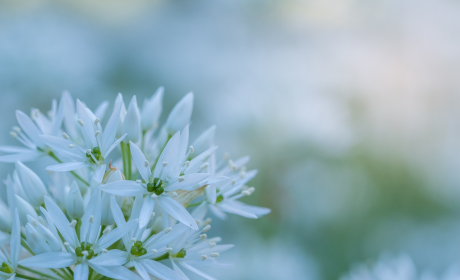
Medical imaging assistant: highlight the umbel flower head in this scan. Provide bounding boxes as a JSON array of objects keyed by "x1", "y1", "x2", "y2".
[{"x1": 0, "y1": 89, "x2": 270, "y2": 280}]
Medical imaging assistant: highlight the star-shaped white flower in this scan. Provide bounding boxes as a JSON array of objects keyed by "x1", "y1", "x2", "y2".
[
  {"x1": 100, "y1": 127, "x2": 210, "y2": 229},
  {"x1": 41, "y1": 99, "x2": 126, "y2": 184},
  {"x1": 19, "y1": 192, "x2": 139, "y2": 280}
]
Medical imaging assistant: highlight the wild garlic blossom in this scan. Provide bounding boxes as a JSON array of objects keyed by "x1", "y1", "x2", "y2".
[{"x1": 0, "y1": 90, "x2": 269, "y2": 280}]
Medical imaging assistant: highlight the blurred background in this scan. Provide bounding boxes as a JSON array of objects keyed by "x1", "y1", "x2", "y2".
[{"x1": 2, "y1": 0, "x2": 460, "y2": 279}]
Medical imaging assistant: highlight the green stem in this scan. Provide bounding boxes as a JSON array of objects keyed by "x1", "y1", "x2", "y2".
[
  {"x1": 66, "y1": 267, "x2": 74, "y2": 277},
  {"x1": 16, "y1": 273, "x2": 42, "y2": 280},
  {"x1": 48, "y1": 152, "x2": 89, "y2": 186},
  {"x1": 121, "y1": 142, "x2": 132, "y2": 180},
  {"x1": 18, "y1": 266, "x2": 61, "y2": 280},
  {"x1": 50, "y1": 268, "x2": 71, "y2": 280}
]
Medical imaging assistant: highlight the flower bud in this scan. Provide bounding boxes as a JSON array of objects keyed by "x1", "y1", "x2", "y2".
[
  {"x1": 0, "y1": 200, "x2": 12, "y2": 232},
  {"x1": 15, "y1": 161, "x2": 47, "y2": 208},
  {"x1": 141, "y1": 87, "x2": 164, "y2": 131},
  {"x1": 15, "y1": 195, "x2": 38, "y2": 225},
  {"x1": 164, "y1": 93, "x2": 194, "y2": 135},
  {"x1": 115, "y1": 93, "x2": 127, "y2": 139},
  {"x1": 25, "y1": 215, "x2": 62, "y2": 254},
  {"x1": 122, "y1": 95, "x2": 141, "y2": 143},
  {"x1": 192, "y1": 125, "x2": 216, "y2": 157},
  {"x1": 66, "y1": 181, "x2": 84, "y2": 220}
]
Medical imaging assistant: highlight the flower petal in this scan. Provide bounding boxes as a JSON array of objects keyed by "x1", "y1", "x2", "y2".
[
  {"x1": 158, "y1": 196, "x2": 198, "y2": 230},
  {"x1": 19, "y1": 252, "x2": 76, "y2": 268},
  {"x1": 74, "y1": 263, "x2": 89, "y2": 280},
  {"x1": 44, "y1": 196, "x2": 79, "y2": 248},
  {"x1": 140, "y1": 259, "x2": 186, "y2": 280},
  {"x1": 89, "y1": 250, "x2": 129, "y2": 266},
  {"x1": 166, "y1": 173, "x2": 210, "y2": 191},
  {"x1": 100, "y1": 181, "x2": 147, "y2": 196},
  {"x1": 101, "y1": 102, "x2": 122, "y2": 154},
  {"x1": 129, "y1": 141, "x2": 151, "y2": 181},
  {"x1": 89, "y1": 263, "x2": 143, "y2": 280},
  {"x1": 46, "y1": 162, "x2": 89, "y2": 172},
  {"x1": 95, "y1": 219, "x2": 138, "y2": 252},
  {"x1": 139, "y1": 195, "x2": 155, "y2": 229}
]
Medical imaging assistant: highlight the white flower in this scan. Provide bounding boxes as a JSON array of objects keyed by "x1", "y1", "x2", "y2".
[
  {"x1": 0, "y1": 92, "x2": 69, "y2": 163},
  {"x1": 164, "y1": 92, "x2": 194, "y2": 136},
  {"x1": 141, "y1": 87, "x2": 163, "y2": 132},
  {"x1": 0, "y1": 210, "x2": 20, "y2": 280},
  {"x1": 66, "y1": 181, "x2": 85, "y2": 220},
  {"x1": 15, "y1": 161, "x2": 48, "y2": 208},
  {"x1": 122, "y1": 96, "x2": 141, "y2": 143},
  {"x1": 168, "y1": 203, "x2": 234, "y2": 280},
  {"x1": 41, "y1": 99, "x2": 127, "y2": 184},
  {"x1": 20, "y1": 193, "x2": 140, "y2": 280},
  {"x1": 100, "y1": 128, "x2": 210, "y2": 230},
  {"x1": 89, "y1": 196, "x2": 187, "y2": 280},
  {"x1": 204, "y1": 155, "x2": 270, "y2": 219}
]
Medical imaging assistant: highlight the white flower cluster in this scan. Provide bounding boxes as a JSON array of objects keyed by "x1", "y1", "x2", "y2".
[{"x1": 0, "y1": 89, "x2": 270, "y2": 280}]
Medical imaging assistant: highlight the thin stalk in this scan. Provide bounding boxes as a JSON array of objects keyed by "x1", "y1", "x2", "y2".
[
  {"x1": 50, "y1": 268, "x2": 71, "y2": 280},
  {"x1": 121, "y1": 142, "x2": 132, "y2": 180},
  {"x1": 66, "y1": 267, "x2": 74, "y2": 277},
  {"x1": 141, "y1": 130, "x2": 146, "y2": 152},
  {"x1": 48, "y1": 152, "x2": 89, "y2": 186},
  {"x1": 16, "y1": 273, "x2": 40, "y2": 280},
  {"x1": 18, "y1": 266, "x2": 61, "y2": 280}
]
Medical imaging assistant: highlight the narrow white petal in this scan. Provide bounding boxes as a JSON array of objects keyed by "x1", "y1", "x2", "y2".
[
  {"x1": 10, "y1": 210, "x2": 20, "y2": 268},
  {"x1": 180, "y1": 262, "x2": 216, "y2": 280},
  {"x1": 154, "y1": 131, "x2": 180, "y2": 178},
  {"x1": 141, "y1": 87, "x2": 163, "y2": 131},
  {"x1": 74, "y1": 263, "x2": 89, "y2": 280},
  {"x1": 80, "y1": 190, "x2": 102, "y2": 244},
  {"x1": 76, "y1": 100, "x2": 97, "y2": 148},
  {"x1": 139, "y1": 196, "x2": 155, "y2": 229},
  {"x1": 140, "y1": 259, "x2": 186, "y2": 280},
  {"x1": 100, "y1": 181, "x2": 147, "y2": 196},
  {"x1": 44, "y1": 196, "x2": 79, "y2": 248},
  {"x1": 185, "y1": 146, "x2": 218, "y2": 175},
  {"x1": 191, "y1": 125, "x2": 216, "y2": 156},
  {"x1": 103, "y1": 133, "x2": 127, "y2": 158},
  {"x1": 19, "y1": 252, "x2": 76, "y2": 268},
  {"x1": 16, "y1": 110, "x2": 44, "y2": 148},
  {"x1": 40, "y1": 135, "x2": 86, "y2": 161},
  {"x1": 208, "y1": 205, "x2": 227, "y2": 220},
  {"x1": 0, "y1": 146, "x2": 33, "y2": 153},
  {"x1": 46, "y1": 162, "x2": 89, "y2": 172},
  {"x1": 129, "y1": 141, "x2": 151, "y2": 181},
  {"x1": 0, "y1": 151, "x2": 43, "y2": 162},
  {"x1": 89, "y1": 263, "x2": 143, "y2": 280},
  {"x1": 95, "y1": 219, "x2": 138, "y2": 252},
  {"x1": 101, "y1": 102, "x2": 122, "y2": 154},
  {"x1": 134, "y1": 261, "x2": 150, "y2": 280},
  {"x1": 164, "y1": 92, "x2": 194, "y2": 134},
  {"x1": 122, "y1": 95, "x2": 141, "y2": 143},
  {"x1": 94, "y1": 101, "x2": 109, "y2": 119},
  {"x1": 226, "y1": 201, "x2": 271, "y2": 217},
  {"x1": 89, "y1": 250, "x2": 129, "y2": 266},
  {"x1": 92, "y1": 164, "x2": 106, "y2": 184},
  {"x1": 166, "y1": 173, "x2": 210, "y2": 191},
  {"x1": 158, "y1": 196, "x2": 198, "y2": 230},
  {"x1": 218, "y1": 201, "x2": 258, "y2": 219}
]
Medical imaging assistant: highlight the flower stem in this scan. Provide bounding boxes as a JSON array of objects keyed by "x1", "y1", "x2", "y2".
[
  {"x1": 16, "y1": 273, "x2": 42, "y2": 280},
  {"x1": 121, "y1": 142, "x2": 132, "y2": 180},
  {"x1": 18, "y1": 266, "x2": 61, "y2": 280}
]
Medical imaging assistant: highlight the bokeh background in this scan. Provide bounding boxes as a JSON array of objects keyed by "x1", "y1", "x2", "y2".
[{"x1": 2, "y1": 0, "x2": 460, "y2": 279}]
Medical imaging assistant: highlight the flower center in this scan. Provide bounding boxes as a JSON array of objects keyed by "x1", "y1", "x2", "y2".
[
  {"x1": 75, "y1": 242, "x2": 94, "y2": 260},
  {"x1": 86, "y1": 147, "x2": 103, "y2": 164},
  {"x1": 0, "y1": 262, "x2": 12, "y2": 273},
  {"x1": 216, "y1": 194, "x2": 224, "y2": 203},
  {"x1": 147, "y1": 178, "x2": 164, "y2": 195},
  {"x1": 172, "y1": 249, "x2": 187, "y2": 258},
  {"x1": 130, "y1": 241, "x2": 147, "y2": 257}
]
